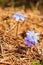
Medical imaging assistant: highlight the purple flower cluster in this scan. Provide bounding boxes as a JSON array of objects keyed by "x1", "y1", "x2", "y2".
[{"x1": 24, "y1": 30, "x2": 40, "y2": 47}]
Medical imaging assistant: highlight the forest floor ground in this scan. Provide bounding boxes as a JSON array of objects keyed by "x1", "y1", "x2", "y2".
[{"x1": 0, "y1": 7, "x2": 43, "y2": 65}]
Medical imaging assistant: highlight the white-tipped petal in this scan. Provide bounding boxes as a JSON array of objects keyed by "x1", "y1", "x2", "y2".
[{"x1": 16, "y1": 16, "x2": 20, "y2": 21}]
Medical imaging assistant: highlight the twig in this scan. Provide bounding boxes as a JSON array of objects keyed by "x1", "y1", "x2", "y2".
[
  {"x1": 0, "y1": 22, "x2": 6, "y2": 30},
  {"x1": 32, "y1": 22, "x2": 43, "y2": 28},
  {"x1": 0, "y1": 61, "x2": 10, "y2": 65},
  {"x1": 28, "y1": 20, "x2": 43, "y2": 28},
  {"x1": 6, "y1": 24, "x2": 17, "y2": 33}
]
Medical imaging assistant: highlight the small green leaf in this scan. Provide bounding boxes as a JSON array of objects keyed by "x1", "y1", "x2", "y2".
[{"x1": 32, "y1": 59, "x2": 42, "y2": 65}]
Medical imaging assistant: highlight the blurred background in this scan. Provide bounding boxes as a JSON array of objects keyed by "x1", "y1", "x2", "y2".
[{"x1": 0, "y1": 0, "x2": 43, "y2": 12}]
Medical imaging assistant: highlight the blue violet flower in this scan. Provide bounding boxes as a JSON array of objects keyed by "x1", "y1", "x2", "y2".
[
  {"x1": 24, "y1": 30, "x2": 40, "y2": 47},
  {"x1": 11, "y1": 12, "x2": 27, "y2": 21}
]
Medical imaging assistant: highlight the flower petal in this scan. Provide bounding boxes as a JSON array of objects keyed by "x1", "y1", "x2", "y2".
[
  {"x1": 35, "y1": 32, "x2": 40, "y2": 36},
  {"x1": 25, "y1": 36, "x2": 33, "y2": 41},
  {"x1": 33, "y1": 36, "x2": 39, "y2": 43},
  {"x1": 20, "y1": 16, "x2": 24, "y2": 21},
  {"x1": 24, "y1": 40, "x2": 32, "y2": 47},
  {"x1": 31, "y1": 41, "x2": 35, "y2": 45},
  {"x1": 16, "y1": 16, "x2": 20, "y2": 21},
  {"x1": 11, "y1": 15, "x2": 16, "y2": 18},
  {"x1": 14, "y1": 12, "x2": 19, "y2": 16},
  {"x1": 26, "y1": 30, "x2": 34, "y2": 37}
]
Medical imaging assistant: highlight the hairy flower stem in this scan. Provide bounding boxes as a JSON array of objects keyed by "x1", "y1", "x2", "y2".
[
  {"x1": 0, "y1": 38, "x2": 3, "y2": 57},
  {"x1": 0, "y1": 44, "x2": 1, "y2": 54},
  {"x1": 16, "y1": 22, "x2": 19, "y2": 38},
  {"x1": 0, "y1": 44, "x2": 3, "y2": 57}
]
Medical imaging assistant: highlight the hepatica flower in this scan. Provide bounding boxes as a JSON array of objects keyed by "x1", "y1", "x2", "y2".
[
  {"x1": 11, "y1": 12, "x2": 27, "y2": 21},
  {"x1": 24, "y1": 30, "x2": 40, "y2": 47}
]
